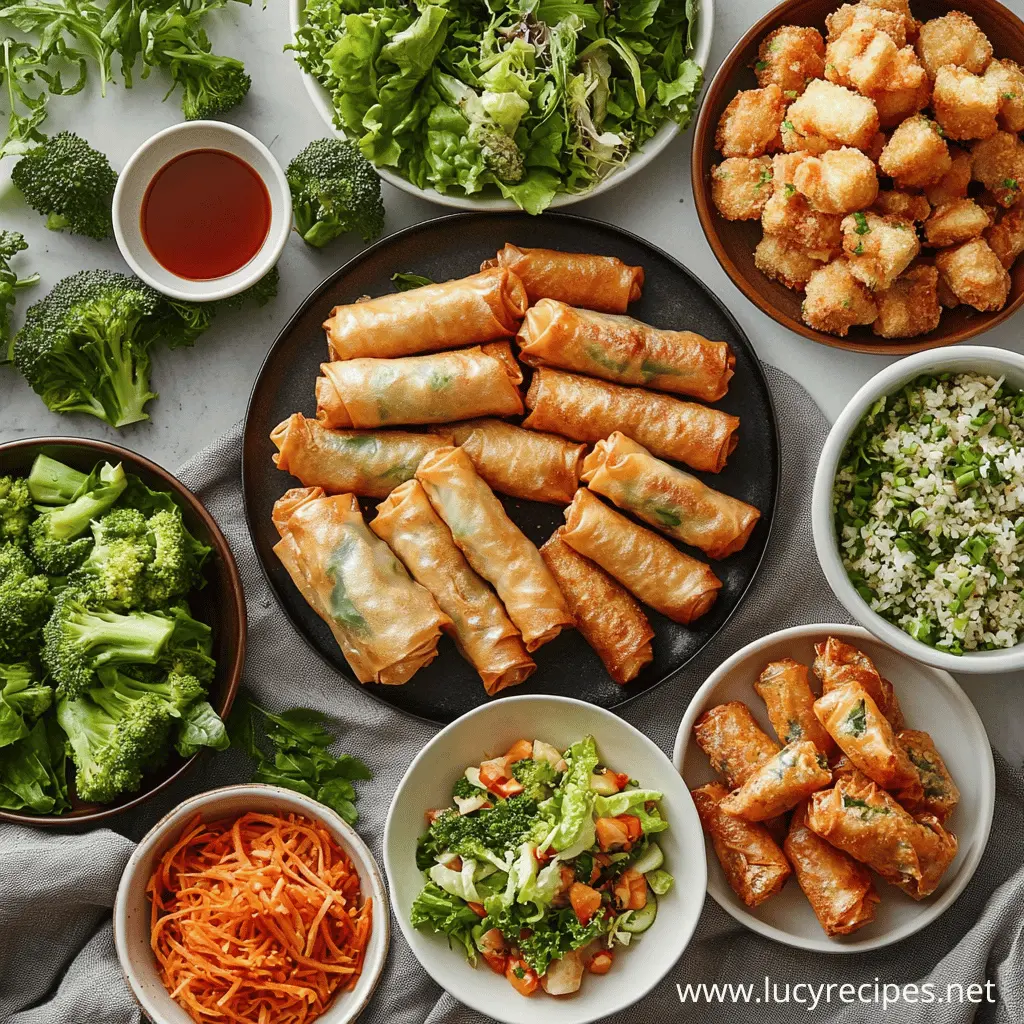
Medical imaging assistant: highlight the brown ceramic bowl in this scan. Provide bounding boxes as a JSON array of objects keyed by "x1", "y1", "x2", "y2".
[
  {"x1": 0, "y1": 437, "x2": 245, "y2": 827},
  {"x1": 692, "y1": 0, "x2": 1024, "y2": 355}
]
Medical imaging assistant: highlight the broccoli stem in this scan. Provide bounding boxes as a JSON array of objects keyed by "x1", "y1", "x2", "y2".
[
  {"x1": 41, "y1": 464, "x2": 126, "y2": 540},
  {"x1": 77, "y1": 608, "x2": 177, "y2": 666},
  {"x1": 27, "y1": 455, "x2": 88, "y2": 505}
]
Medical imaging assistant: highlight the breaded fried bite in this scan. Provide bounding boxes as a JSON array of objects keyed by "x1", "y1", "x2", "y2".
[
  {"x1": 794, "y1": 147, "x2": 879, "y2": 213},
  {"x1": 983, "y1": 59, "x2": 1024, "y2": 133},
  {"x1": 872, "y1": 189, "x2": 931, "y2": 222},
  {"x1": 842, "y1": 210, "x2": 921, "y2": 289},
  {"x1": 984, "y1": 207, "x2": 1024, "y2": 268},
  {"x1": 802, "y1": 259, "x2": 878, "y2": 334},
  {"x1": 915, "y1": 12, "x2": 993, "y2": 79},
  {"x1": 781, "y1": 121, "x2": 842, "y2": 154},
  {"x1": 754, "y1": 234, "x2": 826, "y2": 291},
  {"x1": 826, "y1": 0, "x2": 918, "y2": 49},
  {"x1": 756, "y1": 25, "x2": 826, "y2": 96},
  {"x1": 932, "y1": 66, "x2": 999, "y2": 141},
  {"x1": 825, "y1": 25, "x2": 926, "y2": 98},
  {"x1": 762, "y1": 153, "x2": 844, "y2": 258},
  {"x1": 934, "y1": 237, "x2": 1011, "y2": 310},
  {"x1": 924, "y1": 145, "x2": 973, "y2": 204},
  {"x1": 971, "y1": 131, "x2": 1024, "y2": 207},
  {"x1": 923, "y1": 198, "x2": 992, "y2": 247},
  {"x1": 879, "y1": 115, "x2": 951, "y2": 187},
  {"x1": 716, "y1": 84, "x2": 787, "y2": 157},
  {"x1": 936, "y1": 267, "x2": 961, "y2": 307},
  {"x1": 711, "y1": 157, "x2": 775, "y2": 220},
  {"x1": 869, "y1": 79, "x2": 932, "y2": 128},
  {"x1": 872, "y1": 265, "x2": 942, "y2": 337},
  {"x1": 788, "y1": 79, "x2": 881, "y2": 150}
]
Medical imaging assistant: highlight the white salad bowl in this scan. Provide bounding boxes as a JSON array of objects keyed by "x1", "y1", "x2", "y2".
[
  {"x1": 288, "y1": 0, "x2": 714, "y2": 211},
  {"x1": 383, "y1": 694, "x2": 707, "y2": 1024},
  {"x1": 812, "y1": 345, "x2": 1024, "y2": 675},
  {"x1": 113, "y1": 784, "x2": 389, "y2": 1024},
  {"x1": 673, "y1": 624, "x2": 995, "y2": 953}
]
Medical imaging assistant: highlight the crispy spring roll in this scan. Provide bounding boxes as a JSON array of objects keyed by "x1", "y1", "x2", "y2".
[
  {"x1": 481, "y1": 243, "x2": 643, "y2": 313},
  {"x1": 581, "y1": 433, "x2": 760, "y2": 558},
  {"x1": 785, "y1": 801, "x2": 880, "y2": 937},
  {"x1": 517, "y1": 300, "x2": 735, "y2": 402},
  {"x1": 561, "y1": 488, "x2": 722, "y2": 625},
  {"x1": 692, "y1": 782, "x2": 792, "y2": 908},
  {"x1": 271, "y1": 414, "x2": 446, "y2": 498},
  {"x1": 813, "y1": 637, "x2": 904, "y2": 730},
  {"x1": 693, "y1": 701, "x2": 781, "y2": 789},
  {"x1": 272, "y1": 488, "x2": 449, "y2": 685},
  {"x1": 316, "y1": 343, "x2": 524, "y2": 429},
  {"x1": 898, "y1": 730, "x2": 961, "y2": 823},
  {"x1": 754, "y1": 658, "x2": 835, "y2": 754},
  {"x1": 814, "y1": 682, "x2": 921, "y2": 796},
  {"x1": 719, "y1": 740, "x2": 832, "y2": 821},
  {"x1": 539, "y1": 530, "x2": 654, "y2": 684},
  {"x1": 324, "y1": 268, "x2": 528, "y2": 360},
  {"x1": 371, "y1": 481, "x2": 535, "y2": 694},
  {"x1": 806, "y1": 770, "x2": 958, "y2": 900},
  {"x1": 415, "y1": 446, "x2": 573, "y2": 652},
  {"x1": 523, "y1": 369, "x2": 740, "y2": 474},
  {"x1": 429, "y1": 419, "x2": 586, "y2": 505}
]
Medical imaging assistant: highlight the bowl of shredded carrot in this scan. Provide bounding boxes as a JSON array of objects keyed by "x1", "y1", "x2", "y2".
[{"x1": 113, "y1": 784, "x2": 388, "y2": 1024}]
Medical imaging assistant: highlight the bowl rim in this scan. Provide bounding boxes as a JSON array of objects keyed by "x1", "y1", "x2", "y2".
[
  {"x1": 0, "y1": 435, "x2": 246, "y2": 826},
  {"x1": 689, "y1": 0, "x2": 1024, "y2": 355},
  {"x1": 112, "y1": 120, "x2": 293, "y2": 303},
  {"x1": 112, "y1": 782, "x2": 390, "y2": 1024},
  {"x1": 671, "y1": 621, "x2": 996, "y2": 953},
  {"x1": 286, "y1": 0, "x2": 715, "y2": 211},
  {"x1": 811, "y1": 345, "x2": 1024, "y2": 673},
  {"x1": 382, "y1": 692, "x2": 708, "y2": 1024}
]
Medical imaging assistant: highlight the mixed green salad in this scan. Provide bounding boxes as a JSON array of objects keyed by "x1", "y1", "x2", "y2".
[
  {"x1": 411, "y1": 735, "x2": 673, "y2": 996},
  {"x1": 291, "y1": 0, "x2": 703, "y2": 214}
]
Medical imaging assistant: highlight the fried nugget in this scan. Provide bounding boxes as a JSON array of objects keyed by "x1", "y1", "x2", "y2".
[
  {"x1": 869, "y1": 79, "x2": 932, "y2": 128},
  {"x1": 781, "y1": 121, "x2": 843, "y2": 154},
  {"x1": 872, "y1": 189, "x2": 931, "y2": 222},
  {"x1": 971, "y1": 132, "x2": 1024, "y2": 207},
  {"x1": 711, "y1": 157, "x2": 775, "y2": 220},
  {"x1": 923, "y1": 198, "x2": 992, "y2": 247},
  {"x1": 842, "y1": 210, "x2": 921, "y2": 289},
  {"x1": 879, "y1": 115, "x2": 951, "y2": 187},
  {"x1": 802, "y1": 259, "x2": 878, "y2": 335},
  {"x1": 872, "y1": 265, "x2": 942, "y2": 337},
  {"x1": 788, "y1": 80, "x2": 880, "y2": 149},
  {"x1": 924, "y1": 145, "x2": 973, "y2": 204},
  {"x1": 762, "y1": 153, "x2": 844, "y2": 258},
  {"x1": 826, "y1": 0, "x2": 918, "y2": 49},
  {"x1": 756, "y1": 25, "x2": 826, "y2": 96},
  {"x1": 716, "y1": 84, "x2": 787, "y2": 157},
  {"x1": 915, "y1": 12, "x2": 993, "y2": 79},
  {"x1": 983, "y1": 59, "x2": 1024, "y2": 133},
  {"x1": 794, "y1": 147, "x2": 879, "y2": 213},
  {"x1": 754, "y1": 234, "x2": 827, "y2": 291},
  {"x1": 934, "y1": 237, "x2": 1011, "y2": 311},
  {"x1": 936, "y1": 265, "x2": 961, "y2": 307},
  {"x1": 984, "y1": 207, "x2": 1024, "y2": 268},
  {"x1": 933, "y1": 65, "x2": 999, "y2": 141},
  {"x1": 826, "y1": 26, "x2": 927, "y2": 98}
]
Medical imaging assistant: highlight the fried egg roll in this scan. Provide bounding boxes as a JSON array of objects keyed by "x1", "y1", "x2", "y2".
[
  {"x1": 897, "y1": 729, "x2": 961, "y2": 823},
  {"x1": 271, "y1": 414, "x2": 446, "y2": 498},
  {"x1": 539, "y1": 529, "x2": 654, "y2": 684},
  {"x1": 719, "y1": 740, "x2": 833, "y2": 821},
  {"x1": 692, "y1": 782, "x2": 792, "y2": 908},
  {"x1": 806, "y1": 770, "x2": 958, "y2": 900},
  {"x1": 415, "y1": 446, "x2": 573, "y2": 652},
  {"x1": 324, "y1": 267, "x2": 528, "y2": 360},
  {"x1": 272, "y1": 488, "x2": 450, "y2": 685},
  {"x1": 481, "y1": 243, "x2": 643, "y2": 313},
  {"x1": 693, "y1": 701, "x2": 781, "y2": 789},
  {"x1": 430, "y1": 418, "x2": 586, "y2": 505},
  {"x1": 813, "y1": 637, "x2": 905, "y2": 730},
  {"x1": 814, "y1": 682, "x2": 921, "y2": 796},
  {"x1": 371, "y1": 481, "x2": 535, "y2": 695},
  {"x1": 561, "y1": 488, "x2": 722, "y2": 625},
  {"x1": 517, "y1": 300, "x2": 735, "y2": 402},
  {"x1": 523, "y1": 369, "x2": 739, "y2": 474},
  {"x1": 316, "y1": 343, "x2": 524, "y2": 429},
  {"x1": 754, "y1": 658, "x2": 836, "y2": 754},
  {"x1": 581, "y1": 433, "x2": 760, "y2": 558},
  {"x1": 785, "y1": 801, "x2": 880, "y2": 937}
]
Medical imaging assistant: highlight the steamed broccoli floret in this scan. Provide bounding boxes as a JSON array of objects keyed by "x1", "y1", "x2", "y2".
[
  {"x1": 177, "y1": 59, "x2": 251, "y2": 120},
  {"x1": 286, "y1": 139, "x2": 385, "y2": 248},
  {"x1": 27, "y1": 455, "x2": 88, "y2": 506},
  {"x1": 0, "y1": 544, "x2": 51, "y2": 661},
  {"x1": 510, "y1": 757, "x2": 559, "y2": 802},
  {"x1": 0, "y1": 230, "x2": 38, "y2": 362},
  {"x1": 11, "y1": 132, "x2": 118, "y2": 240},
  {"x1": 467, "y1": 122, "x2": 525, "y2": 184},
  {"x1": 0, "y1": 475, "x2": 32, "y2": 547},
  {"x1": 0, "y1": 661, "x2": 53, "y2": 748},
  {"x1": 146, "y1": 508, "x2": 210, "y2": 606},
  {"x1": 452, "y1": 775, "x2": 484, "y2": 800},
  {"x1": 77, "y1": 509, "x2": 152, "y2": 608},
  {"x1": 92, "y1": 664, "x2": 205, "y2": 719}
]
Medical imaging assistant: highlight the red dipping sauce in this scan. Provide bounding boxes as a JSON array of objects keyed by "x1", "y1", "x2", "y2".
[{"x1": 141, "y1": 149, "x2": 271, "y2": 280}]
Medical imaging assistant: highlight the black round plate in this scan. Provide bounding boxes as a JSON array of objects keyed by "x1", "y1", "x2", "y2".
[{"x1": 243, "y1": 212, "x2": 779, "y2": 724}]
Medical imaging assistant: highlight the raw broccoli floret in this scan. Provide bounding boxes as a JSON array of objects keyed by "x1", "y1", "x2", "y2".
[
  {"x1": 510, "y1": 757, "x2": 559, "y2": 802},
  {"x1": 13, "y1": 270, "x2": 212, "y2": 428},
  {"x1": 453, "y1": 775, "x2": 484, "y2": 800},
  {"x1": 286, "y1": 139, "x2": 385, "y2": 248},
  {"x1": 145, "y1": 508, "x2": 210, "y2": 606},
  {"x1": 0, "y1": 661, "x2": 53, "y2": 748},
  {"x1": 0, "y1": 544, "x2": 51, "y2": 661},
  {"x1": 11, "y1": 132, "x2": 118, "y2": 240},
  {"x1": 27, "y1": 455, "x2": 88, "y2": 506},
  {"x1": 467, "y1": 122, "x2": 525, "y2": 184},
  {"x1": 76, "y1": 509, "x2": 152, "y2": 609},
  {"x1": 217, "y1": 265, "x2": 279, "y2": 312},
  {"x1": 177, "y1": 59, "x2": 251, "y2": 120},
  {"x1": 0, "y1": 474, "x2": 32, "y2": 547},
  {"x1": 0, "y1": 230, "x2": 38, "y2": 362}
]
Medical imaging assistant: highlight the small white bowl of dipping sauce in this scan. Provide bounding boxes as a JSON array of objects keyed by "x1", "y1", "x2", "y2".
[{"x1": 113, "y1": 121, "x2": 291, "y2": 302}]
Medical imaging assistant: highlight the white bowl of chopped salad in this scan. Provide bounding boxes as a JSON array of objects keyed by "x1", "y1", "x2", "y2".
[
  {"x1": 813, "y1": 346, "x2": 1024, "y2": 674},
  {"x1": 287, "y1": 0, "x2": 713, "y2": 215},
  {"x1": 383, "y1": 695, "x2": 706, "y2": 1023}
]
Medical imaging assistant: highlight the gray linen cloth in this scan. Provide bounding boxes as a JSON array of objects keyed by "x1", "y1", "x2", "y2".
[{"x1": 3, "y1": 366, "x2": 1022, "y2": 1024}]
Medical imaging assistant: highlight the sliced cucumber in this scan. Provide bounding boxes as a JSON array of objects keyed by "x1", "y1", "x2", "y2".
[
  {"x1": 631, "y1": 842, "x2": 664, "y2": 875},
  {"x1": 619, "y1": 889, "x2": 657, "y2": 933}
]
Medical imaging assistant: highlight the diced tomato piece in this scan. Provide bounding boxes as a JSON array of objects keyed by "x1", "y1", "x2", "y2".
[
  {"x1": 492, "y1": 777, "x2": 524, "y2": 798},
  {"x1": 569, "y1": 882, "x2": 602, "y2": 926},
  {"x1": 595, "y1": 816, "x2": 631, "y2": 851},
  {"x1": 506, "y1": 958, "x2": 539, "y2": 996},
  {"x1": 479, "y1": 757, "x2": 510, "y2": 791},
  {"x1": 505, "y1": 739, "x2": 533, "y2": 764},
  {"x1": 617, "y1": 814, "x2": 643, "y2": 843},
  {"x1": 588, "y1": 950, "x2": 614, "y2": 975},
  {"x1": 483, "y1": 951, "x2": 508, "y2": 975},
  {"x1": 614, "y1": 867, "x2": 647, "y2": 910},
  {"x1": 466, "y1": 902, "x2": 487, "y2": 918}
]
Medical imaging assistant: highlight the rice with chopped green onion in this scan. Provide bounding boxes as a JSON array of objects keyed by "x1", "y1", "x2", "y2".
[{"x1": 833, "y1": 372, "x2": 1024, "y2": 655}]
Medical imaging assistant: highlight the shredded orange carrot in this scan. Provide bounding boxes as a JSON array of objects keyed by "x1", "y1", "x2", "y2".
[{"x1": 146, "y1": 811, "x2": 373, "y2": 1024}]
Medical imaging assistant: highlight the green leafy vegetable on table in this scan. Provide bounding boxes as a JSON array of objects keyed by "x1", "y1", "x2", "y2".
[{"x1": 0, "y1": 231, "x2": 38, "y2": 362}]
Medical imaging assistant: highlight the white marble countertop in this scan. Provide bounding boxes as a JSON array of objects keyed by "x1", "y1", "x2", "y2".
[{"x1": 1, "y1": 0, "x2": 1022, "y2": 759}]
